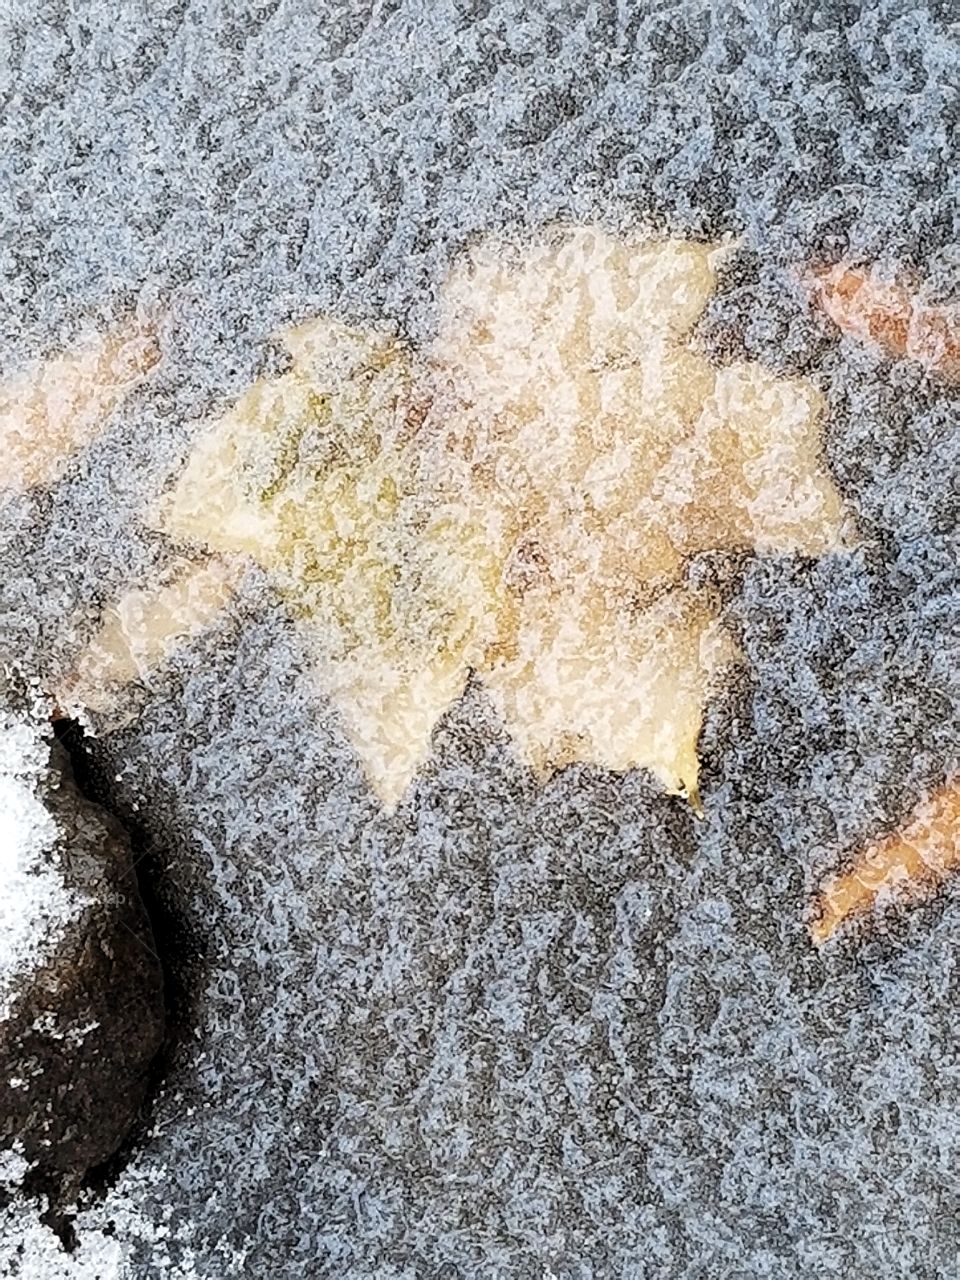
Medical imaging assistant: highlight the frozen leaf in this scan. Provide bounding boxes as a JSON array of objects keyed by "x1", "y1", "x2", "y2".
[
  {"x1": 481, "y1": 588, "x2": 737, "y2": 804},
  {"x1": 59, "y1": 558, "x2": 243, "y2": 722},
  {"x1": 0, "y1": 318, "x2": 159, "y2": 494},
  {"x1": 810, "y1": 779, "x2": 960, "y2": 944},
  {"x1": 808, "y1": 262, "x2": 960, "y2": 382},
  {"x1": 75, "y1": 227, "x2": 851, "y2": 813},
  {"x1": 429, "y1": 227, "x2": 847, "y2": 800}
]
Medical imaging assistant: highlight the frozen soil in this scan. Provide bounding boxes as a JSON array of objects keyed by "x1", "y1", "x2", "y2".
[{"x1": 1, "y1": 2, "x2": 959, "y2": 1276}]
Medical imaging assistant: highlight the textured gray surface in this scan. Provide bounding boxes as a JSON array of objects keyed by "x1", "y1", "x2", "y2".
[{"x1": 1, "y1": 1, "x2": 959, "y2": 1276}]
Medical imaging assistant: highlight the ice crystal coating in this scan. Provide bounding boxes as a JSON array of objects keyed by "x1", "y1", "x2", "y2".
[
  {"x1": 811, "y1": 778, "x2": 960, "y2": 943},
  {"x1": 67, "y1": 228, "x2": 848, "y2": 812},
  {"x1": 0, "y1": 319, "x2": 159, "y2": 495},
  {"x1": 61, "y1": 558, "x2": 243, "y2": 721},
  {"x1": 809, "y1": 262, "x2": 960, "y2": 382}
]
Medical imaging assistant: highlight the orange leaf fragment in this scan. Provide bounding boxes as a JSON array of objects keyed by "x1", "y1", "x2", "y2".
[
  {"x1": 808, "y1": 263, "x2": 960, "y2": 381},
  {"x1": 810, "y1": 779, "x2": 960, "y2": 944},
  {"x1": 0, "y1": 317, "x2": 160, "y2": 494}
]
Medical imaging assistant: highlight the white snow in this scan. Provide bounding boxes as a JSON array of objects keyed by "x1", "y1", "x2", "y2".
[
  {"x1": 0, "y1": 711, "x2": 79, "y2": 1019},
  {"x1": 0, "y1": 1202, "x2": 127, "y2": 1279}
]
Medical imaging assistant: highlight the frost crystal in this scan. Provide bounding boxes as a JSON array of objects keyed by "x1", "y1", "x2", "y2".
[{"x1": 64, "y1": 229, "x2": 848, "y2": 811}]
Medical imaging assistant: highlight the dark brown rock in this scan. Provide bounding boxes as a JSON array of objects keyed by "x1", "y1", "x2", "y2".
[{"x1": 0, "y1": 743, "x2": 164, "y2": 1200}]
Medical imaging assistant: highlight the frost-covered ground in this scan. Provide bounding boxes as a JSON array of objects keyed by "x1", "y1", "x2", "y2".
[{"x1": 1, "y1": 2, "x2": 959, "y2": 1277}]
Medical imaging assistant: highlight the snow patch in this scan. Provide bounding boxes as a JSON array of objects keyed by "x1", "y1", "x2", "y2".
[{"x1": 0, "y1": 711, "x2": 80, "y2": 1019}]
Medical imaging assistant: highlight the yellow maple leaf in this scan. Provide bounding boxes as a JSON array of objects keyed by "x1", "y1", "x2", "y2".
[
  {"x1": 145, "y1": 316, "x2": 509, "y2": 807},
  {"x1": 63, "y1": 226, "x2": 849, "y2": 814},
  {"x1": 428, "y1": 227, "x2": 848, "y2": 802}
]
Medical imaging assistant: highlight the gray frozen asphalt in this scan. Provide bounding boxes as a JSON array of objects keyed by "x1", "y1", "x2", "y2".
[{"x1": 1, "y1": 2, "x2": 959, "y2": 1276}]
